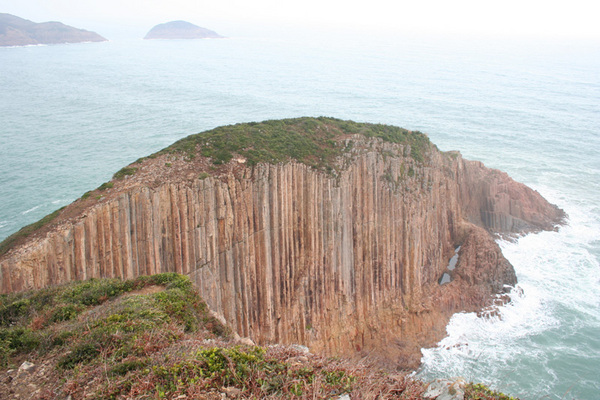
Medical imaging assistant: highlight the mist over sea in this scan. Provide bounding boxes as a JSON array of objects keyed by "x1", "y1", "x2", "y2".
[{"x1": 1, "y1": 29, "x2": 599, "y2": 399}]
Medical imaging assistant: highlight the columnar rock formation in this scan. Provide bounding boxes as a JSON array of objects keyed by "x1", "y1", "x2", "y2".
[{"x1": 0, "y1": 118, "x2": 564, "y2": 367}]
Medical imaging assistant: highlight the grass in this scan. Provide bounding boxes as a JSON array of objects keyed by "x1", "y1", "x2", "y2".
[
  {"x1": 0, "y1": 273, "x2": 376, "y2": 398},
  {"x1": 97, "y1": 181, "x2": 114, "y2": 191},
  {"x1": 0, "y1": 273, "x2": 520, "y2": 399},
  {"x1": 465, "y1": 383, "x2": 520, "y2": 400},
  {"x1": 0, "y1": 273, "x2": 234, "y2": 397},
  {"x1": 158, "y1": 117, "x2": 432, "y2": 170},
  {"x1": 0, "y1": 274, "x2": 216, "y2": 362},
  {"x1": 112, "y1": 167, "x2": 138, "y2": 180},
  {"x1": 0, "y1": 117, "x2": 431, "y2": 259}
]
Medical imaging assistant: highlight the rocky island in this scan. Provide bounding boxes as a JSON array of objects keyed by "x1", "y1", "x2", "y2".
[
  {"x1": 144, "y1": 20, "x2": 223, "y2": 40},
  {"x1": 0, "y1": 13, "x2": 106, "y2": 47},
  {"x1": 0, "y1": 118, "x2": 564, "y2": 372}
]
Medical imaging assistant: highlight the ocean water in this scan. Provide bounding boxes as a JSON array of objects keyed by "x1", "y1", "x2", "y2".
[{"x1": 1, "y1": 30, "x2": 599, "y2": 399}]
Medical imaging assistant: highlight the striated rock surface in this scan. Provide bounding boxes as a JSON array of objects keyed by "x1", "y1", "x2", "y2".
[
  {"x1": 0, "y1": 13, "x2": 106, "y2": 47},
  {"x1": 0, "y1": 118, "x2": 564, "y2": 368},
  {"x1": 457, "y1": 156, "x2": 563, "y2": 234},
  {"x1": 144, "y1": 20, "x2": 223, "y2": 40}
]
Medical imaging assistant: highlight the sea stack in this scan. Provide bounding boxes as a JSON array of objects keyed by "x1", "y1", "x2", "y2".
[
  {"x1": 0, "y1": 117, "x2": 564, "y2": 368},
  {"x1": 0, "y1": 13, "x2": 106, "y2": 46},
  {"x1": 144, "y1": 20, "x2": 223, "y2": 40}
]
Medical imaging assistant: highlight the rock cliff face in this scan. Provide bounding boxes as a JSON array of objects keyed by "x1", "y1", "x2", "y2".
[
  {"x1": 0, "y1": 118, "x2": 564, "y2": 368},
  {"x1": 0, "y1": 13, "x2": 106, "y2": 47}
]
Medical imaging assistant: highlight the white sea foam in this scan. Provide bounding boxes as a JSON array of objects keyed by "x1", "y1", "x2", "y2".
[
  {"x1": 21, "y1": 205, "x2": 41, "y2": 215},
  {"x1": 1, "y1": 34, "x2": 598, "y2": 398},
  {"x1": 419, "y1": 195, "x2": 600, "y2": 399},
  {"x1": 51, "y1": 198, "x2": 72, "y2": 205}
]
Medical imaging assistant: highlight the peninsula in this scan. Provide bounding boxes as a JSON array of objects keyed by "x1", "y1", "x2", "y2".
[
  {"x1": 144, "y1": 20, "x2": 223, "y2": 40},
  {"x1": 0, "y1": 13, "x2": 106, "y2": 47},
  {"x1": 0, "y1": 117, "x2": 564, "y2": 370}
]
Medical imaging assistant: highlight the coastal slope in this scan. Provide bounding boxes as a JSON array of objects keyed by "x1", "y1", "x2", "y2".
[
  {"x1": 0, "y1": 117, "x2": 564, "y2": 367},
  {"x1": 0, "y1": 13, "x2": 106, "y2": 46},
  {"x1": 144, "y1": 20, "x2": 223, "y2": 40}
]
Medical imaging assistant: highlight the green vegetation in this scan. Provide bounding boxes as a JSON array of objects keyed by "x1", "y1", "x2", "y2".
[
  {"x1": 0, "y1": 207, "x2": 65, "y2": 257},
  {"x1": 112, "y1": 167, "x2": 138, "y2": 180},
  {"x1": 0, "y1": 273, "x2": 519, "y2": 399},
  {"x1": 465, "y1": 383, "x2": 519, "y2": 400},
  {"x1": 0, "y1": 274, "x2": 214, "y2": 365},
  {"x1": 0, "y1": 117, "x2": 430, "y2": 259},
  {"x1": 330, "y1": 118, "x2": 431, "y2": 163},
  {"x1": 0, "y1": 274, "x2": 234, "y2": 397},
  {"x1": 97, "y1": 181, "x2": 114, "y2": 191},
  {"x1": 159, "y1": 117, "x2": 431, "y2": 170},
  {"x1": 0, "y1": 274, "x2": 366, "y2": 398}
]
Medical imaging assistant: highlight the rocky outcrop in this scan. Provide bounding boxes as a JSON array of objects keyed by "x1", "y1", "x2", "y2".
[
  {"x1": 457, "y1": 156, "x2": 562, "y2": 234},
  {"x1": 0, "y1": 13, "x2": 106, "y2": 47},
  {"x1": 144, "y1": 21, "x2": 223, "y2": 40},
  {"x1": 0, "y1": 118, "x2": 564, "y2": 368}
]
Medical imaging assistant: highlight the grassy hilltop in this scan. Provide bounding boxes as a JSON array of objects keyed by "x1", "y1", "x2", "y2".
[
  {"x1": 155, "y1": 117, "x2": 431, "y2": 167},
  {"x1": 0, "y1": 117, "x2": 430, "y2": 259},
  {"x1": 1, "y1": 118, "x2": 520, "y2": 398}
]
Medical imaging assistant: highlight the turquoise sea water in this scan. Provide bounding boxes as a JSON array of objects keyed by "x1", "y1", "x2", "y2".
[{"x1": 1, "y1": 31, "x2": 599, "y2": 399}]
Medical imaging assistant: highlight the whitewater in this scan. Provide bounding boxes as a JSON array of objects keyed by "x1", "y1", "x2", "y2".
[{"x1": 1, "y1": 29, "x2": 598, "y2": 398}]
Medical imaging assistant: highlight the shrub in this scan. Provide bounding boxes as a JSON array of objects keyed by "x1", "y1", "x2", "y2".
[
  {"x1": 112, "y1": 167, "x2": 138, "y2": 180},
  {"x1": 109, "y1": 358, "x2": 149, "y2": 376},
  {"x1": 465, "y1": 382, "x2": 519, "y2": 400},
  {"x1": 49, "y1": 304, "x2": 82, "y2": 323},
  {"x1": 0, "y1": 327, "x2": 40, "y2": 353},
  {"x1": 58, "y1": 343, "x2": 100, "y2": 369},
  {"x1": 60, "y1": 278, "x2": 132, "y2": 306},
  {"x1": 160, "y1": 117, "x2": 431, "y2": 171},
  {"x1": 0, "y1": 337, "x2": 12, "y2": 367},
  {"x1": 97, "y1": 181, "x2": 113, "y2": 191}
]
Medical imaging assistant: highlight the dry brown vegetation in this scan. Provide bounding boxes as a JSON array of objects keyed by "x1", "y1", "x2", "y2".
[{"x1": 0, "y1": 274, "x2": 517, "y2": 400}]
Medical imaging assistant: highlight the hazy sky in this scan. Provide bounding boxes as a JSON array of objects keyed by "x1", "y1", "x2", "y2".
[{"x1": 1, "y1": 0, "x2": 599, "y2": 38}]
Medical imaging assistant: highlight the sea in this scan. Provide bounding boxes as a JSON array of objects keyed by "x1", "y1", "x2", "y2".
[{"x1": 1, "y1": 28, "x2": 598, "y2": 399}]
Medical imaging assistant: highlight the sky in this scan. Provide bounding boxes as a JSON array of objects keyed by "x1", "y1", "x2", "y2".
[{"x1": 1, "y1": 0, "x2": 599, "y2": 39}]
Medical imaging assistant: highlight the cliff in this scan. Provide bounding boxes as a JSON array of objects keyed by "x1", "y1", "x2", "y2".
[
  {"x1": 0, "y1": 117, "x2": 564, "y2": 368},
  {"x1": 0, "y1": 13, "x2": 106, "y2": 47},
  {"x1": 144, "y1": 20, "x2": 223, "y2": 40}
]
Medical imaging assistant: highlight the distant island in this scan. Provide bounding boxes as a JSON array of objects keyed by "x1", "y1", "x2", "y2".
[
  {"x1": 0, "y1": 13, "x2": 106, "y2": 47},
  {"x1": 144, "y1": 20, "x2": 223, "y2": 40}
]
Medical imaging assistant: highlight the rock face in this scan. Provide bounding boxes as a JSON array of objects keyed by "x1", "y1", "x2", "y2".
[
  {"x1": 0, "y1": 13, "x2": 106, "y2": 47},
  {"x1": 0, "y1": 118, "x2": 564, "y2": 368},
  {"x1": 144, "y1": 21, "x2": 223, "y2": 40}
]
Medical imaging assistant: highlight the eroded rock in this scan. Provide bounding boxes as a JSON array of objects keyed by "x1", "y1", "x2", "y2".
[{"x1": 0, "y1": 120, "x2": 564, "y2": 368}]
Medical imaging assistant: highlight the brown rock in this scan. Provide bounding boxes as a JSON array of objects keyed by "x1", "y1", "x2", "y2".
[{"x1": 0, "y1": 122, "x2": 564, "y2": 368}]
